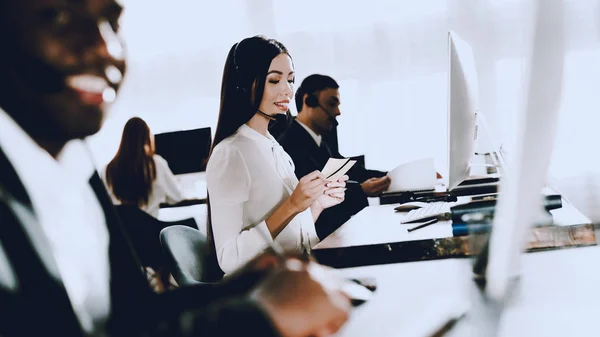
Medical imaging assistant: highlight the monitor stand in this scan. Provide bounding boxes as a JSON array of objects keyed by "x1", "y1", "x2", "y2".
[{"x1": 467, "y1": 111, "x2": 509, "y2": 179}]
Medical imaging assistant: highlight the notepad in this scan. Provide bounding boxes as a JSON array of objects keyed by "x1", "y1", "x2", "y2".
[{"x1": 321, "y1": 158, "x2": 356, "y2": 181}]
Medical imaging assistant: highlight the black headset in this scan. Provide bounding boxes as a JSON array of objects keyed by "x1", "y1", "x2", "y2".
[
  {"x1": 232, "y1": 42, "x2": 248, "y2": 93},
  {"x1": 303, "y1": 90, "x2": 339, "y2": 127},
  {"x1": 232, "y1": 41, "x2": 286, "y2": 123},
  {"x1": 304, "y1": 91, "x2": 320, "y2": 109}
]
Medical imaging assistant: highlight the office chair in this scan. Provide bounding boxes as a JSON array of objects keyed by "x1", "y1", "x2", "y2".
[
  {"x1": 323, "y1": 125, "x2": 340, "y2": 154},
  {"x1": 159, "y1": 225, "x2": 212, "y2": 285},
  {"x1": 115, "y1": 205, "x2": 167, "y2": 268},
  {"x1": 115, "y1": 205, "x2": 198, "y2": 284},
  {"x1": 160, "y1": 226, "x2": 278, "y2": 306}
]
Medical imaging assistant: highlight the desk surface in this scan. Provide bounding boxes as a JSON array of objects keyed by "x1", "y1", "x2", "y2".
[
  {"x1": 322, "y1": 199, "x2": 599, "y2": 336},
  {"x1": 334, "y1": 245, "x2": 600, "y2": 337},
  {"x1": 158, "y1": 172, "x2": 208, "y2": 232},
  {"x1": 315, "y1": 199, "x2": 591, "y2": 250}
]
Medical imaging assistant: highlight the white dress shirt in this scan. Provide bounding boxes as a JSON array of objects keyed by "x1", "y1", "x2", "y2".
[
  {"x1": 0, "y1": 109, "x2": 111, "y2": 333},
  {"x1": 296, "y1": 119, "x2": 322, "y2": 146},
  {"x1": 206, "y1": 124, "x2": 319, "y2": 274},
  {"x1": 103, "y1": 154, "x2": 185, "y2": 217}
]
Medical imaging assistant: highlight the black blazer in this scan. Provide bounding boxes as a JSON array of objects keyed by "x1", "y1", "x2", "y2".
[
  {"x1": 0, "y1": 147, "x2": 278, "y2": 337},
  {"x1": 278, "y1": 119, "x2": 386, "y2": 239}
]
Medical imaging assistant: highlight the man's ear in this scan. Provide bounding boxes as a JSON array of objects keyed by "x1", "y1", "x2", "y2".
[{"x1": 300, "y1": 93, "x2": 311, "y2": 115}]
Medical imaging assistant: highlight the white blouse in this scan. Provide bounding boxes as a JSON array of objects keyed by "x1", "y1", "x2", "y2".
[
  {"x1": 206, "y1": 124, "x2": 319, "y2": 274},
  {"x1": 103, "y1": 154, "x2": 185, "y2": 218}
]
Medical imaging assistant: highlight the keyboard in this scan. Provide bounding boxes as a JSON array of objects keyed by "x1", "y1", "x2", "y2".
[
  {"x1": 401, "y1": 202, "x2": 456, "y2": 224},
  {"x1": 457, "y1": 176, "x2": 500, "y2": 186}
]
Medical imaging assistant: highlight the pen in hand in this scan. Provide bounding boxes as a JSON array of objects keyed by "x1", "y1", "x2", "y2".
[{"x1": 407, "y1": 218, "x2": 439, "y2": 232}]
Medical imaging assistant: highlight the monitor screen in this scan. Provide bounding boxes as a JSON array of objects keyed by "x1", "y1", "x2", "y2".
[
  {"x1": 485, "y1": 0, "x2": 564, "y2": 302},
  {"x1": 154, "y1": 127, "x2": 212, "y2": 175},
  {"x1": 447, "y1": 31, "x2": 480, "y2": 191}
]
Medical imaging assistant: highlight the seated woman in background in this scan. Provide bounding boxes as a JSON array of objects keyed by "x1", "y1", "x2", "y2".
[
  {"x1": 104, "y1": 117, "x2": 185, "y2": 217},
  {"x1": 206, "y1": 35, "x2": 347, "y2": 275}
]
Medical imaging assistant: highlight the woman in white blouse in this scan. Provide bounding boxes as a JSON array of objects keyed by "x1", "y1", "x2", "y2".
[
  {"x1": 206, "y1": 36, "x2": 347, "y2": 274},
  {"x1": 104, "y1": 117, "x2": 185, "y2": 218}
]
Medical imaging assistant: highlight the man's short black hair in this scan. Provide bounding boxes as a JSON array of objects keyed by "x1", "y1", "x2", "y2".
[{"x1": 295, "y1": 74, "x2": 339, "y2": 112}]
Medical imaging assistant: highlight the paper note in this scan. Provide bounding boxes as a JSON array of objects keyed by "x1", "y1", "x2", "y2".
[
  {"x1": 321, "y1": 158, "x2": 356, "y2": 181},
  {"x1": 387, "y1": 158, "x2": 437, "y2": 192}
]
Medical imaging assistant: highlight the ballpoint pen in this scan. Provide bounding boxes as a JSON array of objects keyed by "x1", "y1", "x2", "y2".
[
  {"x1": 428, "y1": 312, "x2": 467, "y2": 337},
  {"x1": 407, "y1": 218, "x2": 439, "y2": 232}
]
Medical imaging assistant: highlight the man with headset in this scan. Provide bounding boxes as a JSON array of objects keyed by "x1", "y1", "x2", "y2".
[{"x1": 278, "y1": 74, "x2": 391, "y2": 239}]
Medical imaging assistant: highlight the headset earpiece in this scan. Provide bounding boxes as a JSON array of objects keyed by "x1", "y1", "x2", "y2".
[
  {"x1": 233, "y1": 42, "x2": 249, "y2": 93},
  {"x1": 305, "y1": 92, "x2": 319, "y2": 108}
]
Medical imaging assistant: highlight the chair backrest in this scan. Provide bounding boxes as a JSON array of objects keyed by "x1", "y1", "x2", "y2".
[
  {"x1": 323, "y1": 124, "x2": 339, "y2": 154},
  {"x1": 115, "y1": 205, "x2": 164, "y2": 268},
  {"x1": 160, "y1": 225, "x2": 210, "y2": 285}
]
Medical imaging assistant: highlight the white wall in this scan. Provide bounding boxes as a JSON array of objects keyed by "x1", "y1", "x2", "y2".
[{"x1": 88, "y1": 0, "x2": 600, "y2": 218}]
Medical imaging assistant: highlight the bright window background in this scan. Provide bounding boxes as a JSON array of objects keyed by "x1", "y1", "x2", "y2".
[{"x1": 87, "y1": 0, "x2": 600, "y2": 219}]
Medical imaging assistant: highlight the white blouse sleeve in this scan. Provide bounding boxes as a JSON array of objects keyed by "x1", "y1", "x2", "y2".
[
  {"x1": 206, "y1": 144, "x2": 273, "y2": 274},
  {"x1": 154, "y1": 155, "x2": 185, "y2": 204}
]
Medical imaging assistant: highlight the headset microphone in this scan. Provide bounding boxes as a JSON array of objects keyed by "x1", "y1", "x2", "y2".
[
  {"x1": 258, "y1": 109, "x2": 291, "y2": 131},
  {"x1": 318, "y1": 102, "x2": 339, "y2": 127},
  {"x1": 256, "y1": 109, "x2": 277, "y2": 121}
]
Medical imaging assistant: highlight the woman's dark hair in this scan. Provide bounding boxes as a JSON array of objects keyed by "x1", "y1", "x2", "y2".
[
  {"x1": 205, "y1": 36, "x2": 294, "y2": 279},
  {"x1": 212, "y1": 35, "x2": 294, "y2": 147},
  {"x1": 105, "y1": 117, "x2": 156, "y2": 208}
]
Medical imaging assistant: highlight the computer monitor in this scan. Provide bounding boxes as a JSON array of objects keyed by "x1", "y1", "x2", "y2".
[
  {"x1": 484, "y1": 0, "x2": 564, "y2": 302},
  {"x1": 447, "y1": 31, "x2": 480, "y2": 191},
  {"x1": 154, "y1": 127, "x2": 212, "y2": 175}
]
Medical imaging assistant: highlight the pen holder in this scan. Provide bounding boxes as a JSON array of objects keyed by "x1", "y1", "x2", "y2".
[{"x1": 450, "y1": 195, "x2": 562, "y2": 224}]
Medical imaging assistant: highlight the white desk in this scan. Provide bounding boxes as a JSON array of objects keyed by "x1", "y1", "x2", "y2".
[
  {"x1": 314, "y1": 204, "x2": 453, "y2": 250},
  {"x1": 335, "y1": 245, "x2": 600, "y2": 337},
  {"x1": 158, "y1": 204, "x2": 208, "y2": 235},
  {"x1": 315, "y1": 198, "x2": 590, "y2": 250},
  {"x1": 321, "y1": 200, "x2": 599, "y2": 336},
  {"x1": 158, "y1": 172, "x2": 208, "y2": 234}
]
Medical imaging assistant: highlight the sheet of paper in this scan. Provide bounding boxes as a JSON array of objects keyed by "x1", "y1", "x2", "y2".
[
  {"x1": 387, "y1": 157, "x2": 437, "y2": 192},
  {"x1": 321, "y1": 158, "x2": 356, "y2": 181}
]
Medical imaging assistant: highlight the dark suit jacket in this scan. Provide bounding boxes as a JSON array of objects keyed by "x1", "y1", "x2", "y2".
[
  {"x1": 0, "y1": 147, "x2": 279, "y2": 337},
  {"x1": 278, "y1": 119, "x2": 386, "y2": 239}
]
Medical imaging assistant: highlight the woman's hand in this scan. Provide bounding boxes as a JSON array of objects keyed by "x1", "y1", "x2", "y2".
[
  {"x1": 289, "y1": 171, "x2": 327, "y2": 213},
  {"x1": 266, "y1": 171, "x2": 327, "y2": 238},
  {"x1": 315, "y1": 175, "x2": 348, "y2": 211}
]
